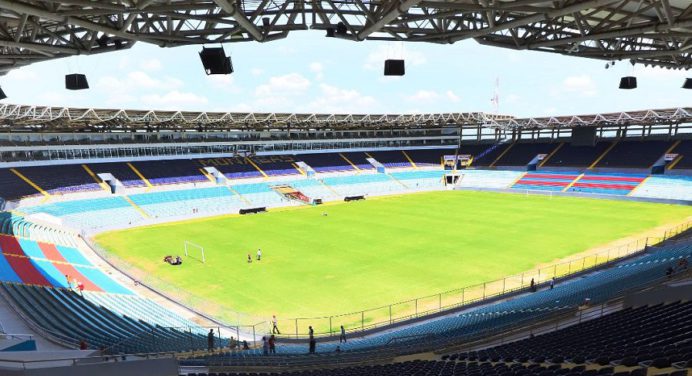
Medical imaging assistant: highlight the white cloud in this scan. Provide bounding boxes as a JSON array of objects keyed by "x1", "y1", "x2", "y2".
[
  {"x1": 140, "y1": 91, "x2": 208, "y2": 110},
  {"x1": 364, "y1": 46, "x2": 427, "y2": 70},
  {"x1": 406, "y1": 90, "x2": 440, "y2": 102},
  {"x1": 405, "y1": 90, "x2": 461, "y2": 103},
  {"x1": 562, "y1": 74, "x2": 598, "y2": 97},
  {"x1": 251, "y1": 68, "x2": 264, "y2": 77},
  {"x1": 446, "y1": 90, "x2": 461, "y2": 102},
  {"x1": 97, "y1": 71, "x2": 183, "y2": 92},
  {"x1": 4, "y1": 69, "x2": 39, "y2": 82},
  {"x1": 307, "y1": 84, "x2": 378, "y2": 113},
  {"x1": 309, "y1": 62, "x2": 324, "y2": 80},
  {"x1": 139, "y1": 58, "x2": 162, "y2": 71},
  {"x1": 255, "y1": 73, "x2": 311, "y2": 96}
]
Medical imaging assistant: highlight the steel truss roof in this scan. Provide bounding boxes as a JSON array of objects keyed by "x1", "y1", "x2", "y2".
[
  {"x1": 0, "y1": 103, "x2": 688, "y2": 131},
  {"x1": 0, "y1": 0, "x2": 691, "y2": 74}
]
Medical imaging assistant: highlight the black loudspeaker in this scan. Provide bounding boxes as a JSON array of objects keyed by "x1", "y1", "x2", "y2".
[
  {"x1": 199, "y1": 47, "x2": 233, "y2": 75},
  {"x1": 0, "y1": 86, "x2": 6, "y2": 100},
  {"x1": 683, "y1": 78, "x2": 692, "y2": 89},
  {"x1": 571, "y1": 127, "x2": 597, "y2": 146},
  {"x1": 65, "y1": 74, "x2": 89, "y2": 90},
  {"x1": 326, "y1": 28, "x2": 336, "y2": 38},
  {"x1": 619, "y1": 76, "x2": 637, "y2": 89},
  {"x1": 384, "y1": 59, "x2": 405, "y2": 76},
  {"x1": 336, "y1": 22, "x2": 347, "y2": 35}
]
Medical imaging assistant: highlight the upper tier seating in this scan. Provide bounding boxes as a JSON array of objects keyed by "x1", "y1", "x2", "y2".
[
  {"x1": 596, "y1": 141, "x2": 672, "y2": 168},
  {"x1": 495, "y1": 142, "x2": 560, "y2": 166},
  {"x1": 0, "y1": 234, "x2": 130, "y2": 294},
  {"x1": 88, "y1": 162, "x2": 147, "y2": 187},
  {"x1": 250, "y1": 155, "x2": 302, "y2": 177},
  {"x1": 293, "y1": 153, "x2": 354, "y2": 173},
  {"x1": 670, "y1": 140, "x2": 692, "y2": 170},
  {"x1": 0, "y1": 169, "x2": 40, "y2": 200},
  {"x1": 458, "y1": 143, "x2": 509, "y2": 166},
  {"x1": 367, "y1": 151, "x2": 413, "y2": 169},
  {"x1": 131, "y1": 159, "x2": 207, "y2": 186},
  {"x1": 405, "y1": 148, "x2": 454, "y2": 167},
  {"x1": 543, "y1": 142, "x2": 612, "y2": 168},
  {"x1": 197, "y1": 157, "x2": 263, "y2": 179},
  {"x1": 340, "y1": 152, "x2": 375, "y2": 171},
  {"x1": 13, "y1": 165, "x2": 101, "y2": 195}
]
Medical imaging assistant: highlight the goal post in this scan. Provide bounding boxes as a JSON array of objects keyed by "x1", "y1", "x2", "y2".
[{"x1": 184, "y1": 241, "x2": 206, "y2": 263}]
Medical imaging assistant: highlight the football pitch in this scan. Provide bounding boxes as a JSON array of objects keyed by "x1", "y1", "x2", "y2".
[{"x1": 96, "y1": 190, "x2": 690, "y2": 330}]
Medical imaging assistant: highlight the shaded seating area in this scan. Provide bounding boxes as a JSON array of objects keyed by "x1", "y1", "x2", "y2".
[
  {"x1": 366, "y1": 151, "x2": 412, "y2": 168},
  {"x1": 494, "y1": 142, "x2": 560, "y2": 166},
  {"x1": 596, "y1": 141, "x2": 672, "y2": 169},
  {"x1": 294, "y1": 153, "x2": 354, "y2": 173},
  {"x1": 13, "y1": 165, "x2": 101, "y2": 195},
  {"x1": 132, "y1": 159, "x2": 207, "y2": 186},
  {"x1": 0, "y1": 168, "x2": 40, "y2": 200},
  {"x1": 544, "y1": 142, "x2": 612, "y2": 168}
]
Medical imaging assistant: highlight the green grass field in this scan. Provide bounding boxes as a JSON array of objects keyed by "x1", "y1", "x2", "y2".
[{"x1": 96, "y1": 190, "x2": 690, "y2": 331}]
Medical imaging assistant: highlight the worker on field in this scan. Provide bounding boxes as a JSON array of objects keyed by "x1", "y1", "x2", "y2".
[
  {"x1": 247, "y1": 254, "x2": 252, "y2": 263},
  {"x1": 257, "y1": 248, "x2": 262, "y2": 261},
  {"x1": 272, "y1": 315, "x2": 280, "y2": 334}
]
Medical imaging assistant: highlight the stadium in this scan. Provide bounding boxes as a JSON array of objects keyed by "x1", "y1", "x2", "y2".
[{"x1": 0, "y1": 1, "x2": 691, "y2": 376}]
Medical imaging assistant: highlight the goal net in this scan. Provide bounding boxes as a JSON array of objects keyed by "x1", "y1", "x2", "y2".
[{"x1": 184, "y1": 241, "x2": 206, "y2": 263}]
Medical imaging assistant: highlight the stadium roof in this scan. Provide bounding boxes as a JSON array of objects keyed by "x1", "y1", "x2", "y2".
[
  {"x1": 0, "y1": 103, "x2": 689, "y2": 131},
  {"x1": 0, "y1": 0, "x2": 691, "y2": 75}
]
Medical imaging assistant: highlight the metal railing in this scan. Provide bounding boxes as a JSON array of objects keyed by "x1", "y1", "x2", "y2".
[{"x1": 88, "y1": 220, "x2": 691, "y2": 340}]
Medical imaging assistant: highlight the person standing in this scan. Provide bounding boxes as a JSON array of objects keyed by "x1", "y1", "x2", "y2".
[
  {"x1": 530, "y1": 278, "x2": 535, "y2": 292},
  {"x1": 262, "y1": 336, "x2": 268, "y2": 355},
  {"x1": 207, "y1": 329, "x2": 215, "y2": 352},
  {"x1": 272, "y1": 315, "x2": 280, "y2": 334},
  {"x1": 269, "y1": 335, "x2": 276, "y2": 354},
  {"x1": 339, "y1": 325, "x2": 346, "y2": 343},
  {"x1": 247, "y1": 254, "x2": 252, "y2": 263},
  {"x1": 308, "y1": 326, "x2": 315, "y2": 354},
  {"x1": 257, "y1": 248, "x2": 262, "y2": 261},
  {"x1": 550, "y1": 277, "x2": 555, "y2": 290}
]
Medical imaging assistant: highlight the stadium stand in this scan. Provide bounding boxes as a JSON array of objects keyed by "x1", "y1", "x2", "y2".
[
  {"x1": 251, "y1": 155, "x2": 302, "y2": 177},
  {"x1": 0, "y1": 168, "x2": 40, "y2": 200},
  {"x1": 0, "y1": 283, "x2": 219, "y2": 354},
  {"x1": 88, "y1": 162, "x2": 148, "y2": 188},
  {"x1": 339, "y1": 152, "x2": 375, "y2": 171},
  {"x1": 595, "y1": 141, "x2": 672, "y2": 169},
  {"x1": 367, "y1": 151, "x2": 414, "y2": 168},
  {"x1": 197, "y1": 157, "x2": 264, "y2": 179},
  {"x1": 293, "y1": 153, "x2": 355, "y2": 173},
  {"x1": 405, "y1": 148, "x2": 453, "y2": 167},
  {"x1": 511, "y1": 172, "x2": 581, "y2": 192},
  {"x1": 632, "y1": 175, "x2": 692, "y2": 201},
  {"x1": 13, "y1": 165, "x2": 101, "y2": 195},
  {"x1": 543, "y1": 142, "x2": 613, "y2": 168},
  {"x1": 670, "y1": 140, "x2": 692, "y2": 170},
  {"x1": 459, "y1": 143, "x2": 510, "y2": 167},
  {"x1": 445, "y1": 300, "x2": 692, "y2": 369},
  {"x1": 131, "y1": 160, "x2": 208, "y2": 186},
  {"x1": 494, "y1": 142, "x2": 560, "y2": 166},
  {"x1": 567, "y1": 173, "x2": 647, "y2": 196}
]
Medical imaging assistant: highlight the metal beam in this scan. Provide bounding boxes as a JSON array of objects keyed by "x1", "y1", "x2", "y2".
[
  {"x1": 213, "y1": 0, "x2": 265, "y2": 41},
  {"x1": 358, "y1": 0, "x2": 425, "y2": 40}
]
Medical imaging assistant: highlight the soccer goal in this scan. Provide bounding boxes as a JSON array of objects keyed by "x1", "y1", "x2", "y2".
[{"x1": 184, "y1": 241, "x2": 206, "y2": 263}]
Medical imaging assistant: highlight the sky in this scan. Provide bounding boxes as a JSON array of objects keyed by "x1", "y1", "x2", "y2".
[{"x1": 0, "y1": 31, "x2": 690, "y2": 117}]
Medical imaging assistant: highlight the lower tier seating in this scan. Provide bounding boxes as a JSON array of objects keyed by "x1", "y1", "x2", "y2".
[
  {"x1": 568, "y1": 174, "x2": 647, "y2": 196},
  {"x1": 0, "y1": 234, "x2": 131, "y2": 294},
  {"x1": 512, "y1": 172, "x2": 581, "y2": 192},
  {"x1": 0, "y1": 283, "x2": 220, "y2": 354}
]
